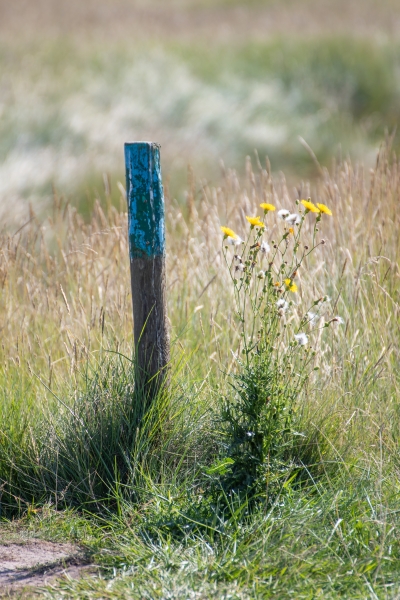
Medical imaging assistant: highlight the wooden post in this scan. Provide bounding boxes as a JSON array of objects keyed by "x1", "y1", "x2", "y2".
[{"x1": 124, "y1": 142, "x2": 170, "y2": 393}]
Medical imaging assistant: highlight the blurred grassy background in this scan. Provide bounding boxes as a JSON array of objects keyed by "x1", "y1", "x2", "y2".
[{"x1": 1, "y1": 0, "x2": 400, "y2": 223}]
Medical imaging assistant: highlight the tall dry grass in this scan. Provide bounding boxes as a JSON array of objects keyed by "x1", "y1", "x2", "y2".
[{"x1": 0, "y1": 141, "x2": 399, "y2": 505}]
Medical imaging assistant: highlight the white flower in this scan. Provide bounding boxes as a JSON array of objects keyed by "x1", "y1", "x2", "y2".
[
  {"x1": 332, "y1": 316, "x2": 344, "y2": 324},
  {"x1": 285, "y1": 213, "x2": 301, "y2": 225},
  {"x1": 260, "y1": 241, "x2": 270, "y2": 254},
  {"x1": 307, "y1": 311, "x2": 318, "y2": 324},
  {"x1": 257, "y1": 270, "x2": 265, "y2": 279},
  {"x1": 294, "y1": 333, "x2": 308, "y2": 346},
  {"x1": 276, "y1": 298, "x2": 289, "y2": 311},
  {"x1": 234, "y1": 254, "x2": 243, "y2": 263},
  {"x1": 278, "y1": 209, "x2": 290, "y2": 220},
  {"x1": 227, "y1": 236, "x2": 244, "y2": 246}
]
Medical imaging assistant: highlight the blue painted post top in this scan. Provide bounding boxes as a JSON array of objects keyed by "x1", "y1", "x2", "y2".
[{"x1": 125, "y1": 142, "x2": 166, "y2": 260}]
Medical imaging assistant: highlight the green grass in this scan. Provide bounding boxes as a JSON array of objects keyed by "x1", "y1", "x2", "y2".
[
  {"x1": 173, "y1": 37, "x2": 400, "y2": 170},
  {"x1": 1, "y1": 4, "x2": 400, "y2": 590},
  {"x1": 1, "y1": 35, "x2": 400, "y2": 224},
  {"x1": 7, "y1": 463, "x2": 400, "y2": 598},
  {"x1": 1, "y1": 137, "x2": 400, "y2": 596}
]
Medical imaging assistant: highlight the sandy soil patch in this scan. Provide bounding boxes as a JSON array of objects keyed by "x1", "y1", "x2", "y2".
[{"x1": 0, "y1": 540, "x2": 92, "y2": 597}]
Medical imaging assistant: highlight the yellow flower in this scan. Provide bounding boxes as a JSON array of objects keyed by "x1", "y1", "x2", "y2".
[
  {"x1": 246, "y1": 216, "x2": 265, "y2": 228},
  {"x1": 288, "y1": 227, "x2": 294, "y2": 235},
  {"x1": 274, "y1": 282, "x2": 281, "y2": 287},
  {"x1": 301, "y1": 199, "x2": 319, "y2": 213},
  {"x1": 316, "y1": 203, "x2": 332, "y2": 216},
  {"x1": 220, "y1": 226, "x2": 237, "y2": 239},
  {"x1": 260, "y1": 203, "x2": 276, "y2": 212},
  {"x1": 284, "y1": 278, "x2": 298, "y2": 292}
]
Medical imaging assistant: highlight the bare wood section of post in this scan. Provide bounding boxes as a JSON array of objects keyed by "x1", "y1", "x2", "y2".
[
  {"x1": 130, "y1": 255, "x2": 169, "y2": 387},
  {"x1": 125, "y1": 142, "x2": 170, "y2": 393}
]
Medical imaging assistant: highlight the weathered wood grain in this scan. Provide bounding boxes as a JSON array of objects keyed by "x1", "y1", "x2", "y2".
[{"x1": 125, "y1": 142, "x2": 170, "y2": 393}]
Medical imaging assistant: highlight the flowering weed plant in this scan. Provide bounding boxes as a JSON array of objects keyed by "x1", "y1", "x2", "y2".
[{"x1": 215, "y1": 199, "x2": 341, "y2": 496}]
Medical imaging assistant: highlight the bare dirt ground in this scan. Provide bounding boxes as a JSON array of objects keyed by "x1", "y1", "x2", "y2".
[
  {"x1": 0, "y1": 0, "x2": 399, "y2": 42},
  {"x1": 0, "y1": 540, "x2": 93, "y2": 597}
]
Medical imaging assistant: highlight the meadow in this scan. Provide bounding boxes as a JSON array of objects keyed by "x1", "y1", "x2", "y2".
[
  {"x1": 1, "y1": 0, "x2": 400, "y2": 597},
  {"x1": 1, "y1": 0, "x2": 400, "y2": 223},
  {"x1": 1, "y1": 142, "x2": 400, "y2": 597}
]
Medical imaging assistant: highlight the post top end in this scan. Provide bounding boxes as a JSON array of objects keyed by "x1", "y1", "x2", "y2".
[{"x1": 125, "y1": 141, "x2": 161, "y2": 148}]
